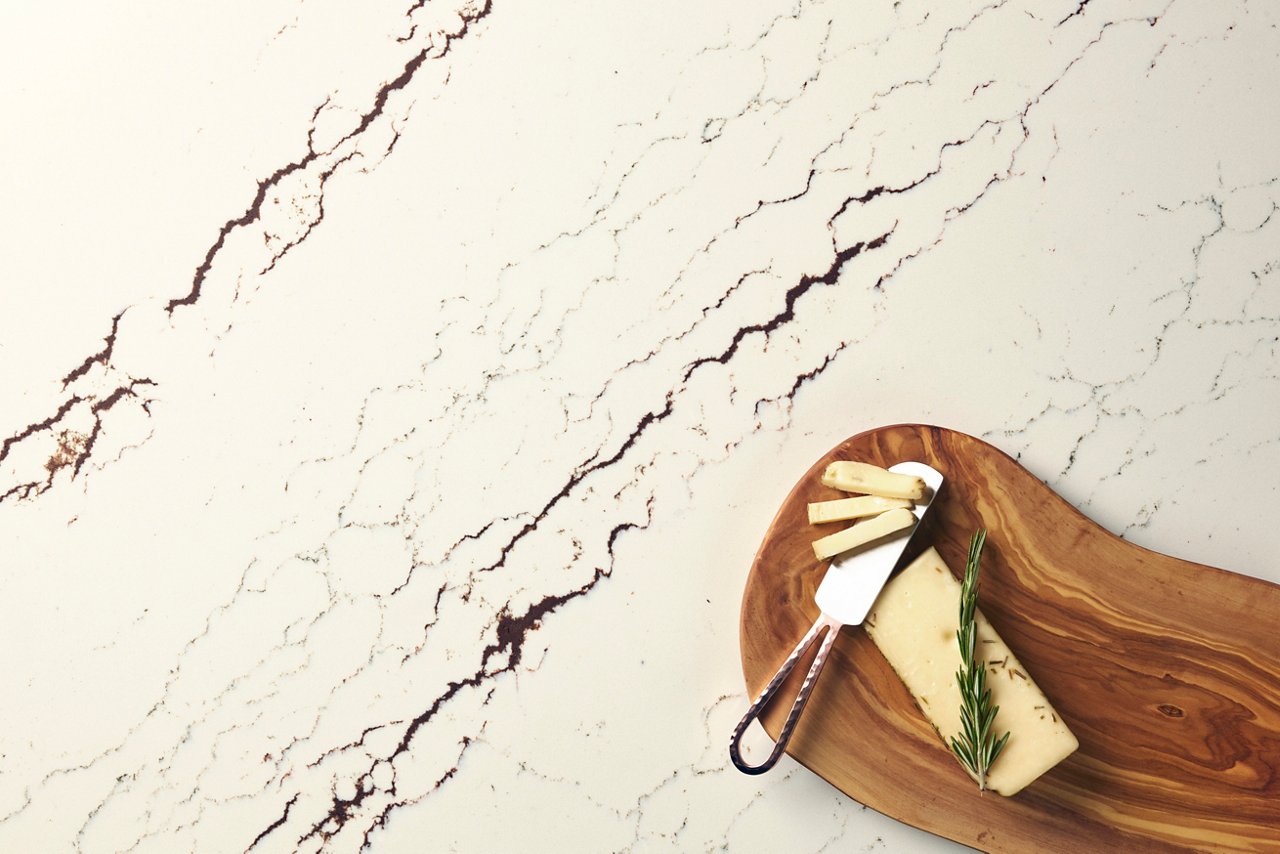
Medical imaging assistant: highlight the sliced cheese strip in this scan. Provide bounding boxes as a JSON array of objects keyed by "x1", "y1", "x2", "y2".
[
  {"x1": 864, "y1": 547, "x2": 1079, "y2": 796},
  {"x1": 811, "y1": 507, "x2": 915, "y2": 561},
  {"x1": 808, "y1": 495, "x2": 912, "y2": 525},
  {"x1": 821, "y1": 461, "x2": 926, "y2": 500}
]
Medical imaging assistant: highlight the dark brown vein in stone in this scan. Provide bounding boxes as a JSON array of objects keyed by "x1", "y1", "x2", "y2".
[
  {"x1": 681, "y1": 229, "x2": 893, "y2": 382},
  {"x1": 72, "y1": 378, "x2": 156, "y2": 479},
  {"x1": 169, "y1": 0, "x2": 492, "y2": 314},
  {"x1": 61, "y1": 310, "x2": 125, "y2": 389},
  {"x1": 0, "y1": 378, "x2": 155, "y2": 505},
  {"x1": 345, "y1": 502, "x2": 654, "y2": 845},
  {"x1": 356, "y1": 735, "x2": 475, "y2": 850},
  {"x1": 475, "y1": 392, "x2": 674, "y2": 576},
  {"x1": 1057, "y1": 0, "x2": 1093, "y2": 26},
  {"x1": 244, "y1": 792, "x2": 298, "y2": 852},
  {"x1": 260, "y1": 148, "x2": 361, "y2": 275},
  {"x1": 0, "y1": 395, "x2": 84, "y2": 466},
  {"x1": 780, "y1": 344, "x2": 846, "y2": 406}
]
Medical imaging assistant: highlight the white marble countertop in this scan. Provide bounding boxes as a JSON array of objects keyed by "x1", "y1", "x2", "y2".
[{"x1": 2, "y1": 1, "x2": 1278, "y2": 851}]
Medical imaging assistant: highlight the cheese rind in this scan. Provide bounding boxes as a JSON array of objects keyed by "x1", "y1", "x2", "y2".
[
  {"x1": 808, "y1": 495, "x2": 912, "y2": 525},
  {"x1": 811, "y1": 507, "x2": 915, "y2": 561},
  {"x1": 864, "y1": 547, "x2": 1079, "y2": 796},
  {"x1": 821, "y1": 461, "x2": 926, "y2": 500}
]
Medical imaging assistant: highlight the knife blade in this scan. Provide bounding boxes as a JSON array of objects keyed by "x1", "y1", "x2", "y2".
[{"x1": 729, "y1": 461, "x2": 945, "y2": 774}]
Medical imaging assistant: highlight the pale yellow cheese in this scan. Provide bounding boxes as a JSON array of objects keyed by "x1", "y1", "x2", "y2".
[
  {"x1": 864, "y1": 547, "x2": 1078, "y2": 796},
  {"x1": 808, "y1": 495, "x2": 912, "y2": 525},
  {"x1": 811, "y1": 507, "x2": 915, "y2": 561},
  {"x1": 821, "y1": 461, "x2": 926, "y2": 500}
]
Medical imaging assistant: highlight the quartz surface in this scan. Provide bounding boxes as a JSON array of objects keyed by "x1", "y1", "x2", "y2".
[{"x1": 2, "y1": 1, "x2": 1278, "y2": 851}]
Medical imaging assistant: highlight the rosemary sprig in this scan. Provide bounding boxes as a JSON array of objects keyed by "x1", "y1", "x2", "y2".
[{"x1": 949, "y1": 529, "x2": 1010, "y2": 791}]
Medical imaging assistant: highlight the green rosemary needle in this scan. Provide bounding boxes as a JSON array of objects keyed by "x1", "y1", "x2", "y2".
[{"x1": 950, "y1": 529, "x2": 1010, "y2": 791}]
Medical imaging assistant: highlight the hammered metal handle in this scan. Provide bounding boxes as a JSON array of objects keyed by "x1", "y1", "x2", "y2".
[{"x1": 729, "y1": 614, "x2": 842, "y2": 774}]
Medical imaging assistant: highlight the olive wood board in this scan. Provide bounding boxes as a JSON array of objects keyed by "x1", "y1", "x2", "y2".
[{"x1": 738, "y1": 425, "x2": 1280, "y2": 853}]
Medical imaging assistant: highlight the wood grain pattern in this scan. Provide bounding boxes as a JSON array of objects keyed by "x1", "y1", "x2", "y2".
[{"x1": 738, "y1": 425, "x2": 1280, "y2": 853}]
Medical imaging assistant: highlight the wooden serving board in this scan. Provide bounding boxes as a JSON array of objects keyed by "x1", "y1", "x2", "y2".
[{"x1": 738, "y1": 425, "x2": 1280, "y2": 853}]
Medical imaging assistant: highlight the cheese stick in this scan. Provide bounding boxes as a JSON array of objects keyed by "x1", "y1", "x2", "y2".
[
  {"x1": 811, "y1": 507, "x2": 915, "y2": 561},
  {"x1": 809, "y1": 495, "x2": 912, "y2": 525},
  {"x1": 821, "y1": 461, "x2": 926, "y2": 500},
  {"x1": 864, "y1": 547, "x2": 1078, "y2": 796}
]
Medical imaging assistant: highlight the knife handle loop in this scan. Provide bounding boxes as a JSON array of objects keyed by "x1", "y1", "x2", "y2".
[{"x1": 729, "y1": 613, "x2": 842, "y2": 775}]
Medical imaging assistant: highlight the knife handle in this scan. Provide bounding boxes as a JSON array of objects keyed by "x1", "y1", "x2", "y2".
[{"x1": 729, "y1": 613, "x2": 842, "y2": 775}]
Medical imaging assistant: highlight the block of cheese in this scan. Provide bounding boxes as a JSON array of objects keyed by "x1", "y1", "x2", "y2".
[
  {"x1": 811, "y1": 507, "x2": 915, "y2": 561},
  {"x1": 864, "y1": 547, "x2": 1078, "y2": 796},
  {"x1": 821, "y1": 461, "x2": 926, "y2": 500},
  {"x1": 808, "y1": 495, "x2": 912, "y2": 525}
]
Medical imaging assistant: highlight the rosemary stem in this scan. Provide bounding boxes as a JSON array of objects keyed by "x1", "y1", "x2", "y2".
[{"x1": 950, "y1": 528, "x2": 1009, "y2": 791}]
